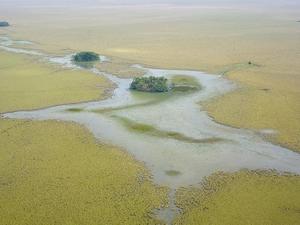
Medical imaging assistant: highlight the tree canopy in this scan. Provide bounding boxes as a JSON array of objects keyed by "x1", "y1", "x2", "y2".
[
  {"x1": 0, "y1": 21, "x2": 9, "y2": 27},
  {"x1": 73, "y1": 52, "x2": 100, "y2": 62},
  {"x1": 130, "y1": 76, "x2": 169, "y2": 92}
]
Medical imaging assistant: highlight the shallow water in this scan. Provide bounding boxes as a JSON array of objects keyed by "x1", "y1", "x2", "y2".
[
  {"x1": 1, "y1": 35, "x2": 300, "y2": 223},
  {"x1": 1, "y1": 35, "x2": 300, "y2": 188}
]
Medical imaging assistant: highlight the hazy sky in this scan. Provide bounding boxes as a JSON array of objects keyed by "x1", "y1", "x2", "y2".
[{"x1": 1, "y1": 0, "x2": 300, "y2": 7}]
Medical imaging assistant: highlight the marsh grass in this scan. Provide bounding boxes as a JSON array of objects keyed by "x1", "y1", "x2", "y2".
[
  {"x1": 0, "y1": 51, "x2": 112, "y2": 113},
  {"x1": 114, "y1": 116, "x2": 224, "y2": 144},
  {"x1": 204, "y1": 68, "x2": 300, "y2": 152},
  {"x1": 170, "y1": 75, "x2": 201, "y2": 92},
  {"x1": 175, "y1": 170, "x2": 300, "y2": 225},
  {"x1": 0, "y1": 119, "x2": 168, "y2": 225}
]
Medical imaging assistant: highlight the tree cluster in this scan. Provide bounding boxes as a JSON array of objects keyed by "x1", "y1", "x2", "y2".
[
  {"x1": 0, "y1": 21, "x2": 9, "y2": 27},
  {"x1": 73, "y1": 52, "x2": 99, "y2": 62},
  {"x1": 130, "y1": 76, "x2": 169, "y2": 92}
]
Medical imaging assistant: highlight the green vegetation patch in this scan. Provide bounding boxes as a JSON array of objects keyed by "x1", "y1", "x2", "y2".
[
  {"x1": 66, "y1": 108, "x2": 83, "y2": 112},
  {"x1": 165, "y1": 170, "x2": 181, "y2": 176},
  {"x1": 130, "y1": 76, "x2": 169, "y2": 92},
  {"x1": 0, "y1": 119, "x2": 168, "y2": 225},
  {"x1": 94, "y1": 92, "x2": 172, "y2": 114},
  {"x1": 73, "y1": 51, "x2": 100, "y2": 62},
  {"x1": 175, "y1": 170, "x2": 300, "y2": 225},
  {"x1": 170, "y1": 75, "x2": 201, "y2": 92},
  {"x1": 0, "y1": 21, "x2": 9, "y2": 27},
  {"x1": 129, "y1": 75, "x2": 201, "y2": 93},
  {"x1": 115, "y1": 116, "x2": 224, "y2": 144}
]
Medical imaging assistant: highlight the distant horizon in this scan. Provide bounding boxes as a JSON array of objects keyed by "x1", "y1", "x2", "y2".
[{"x1": 1, "y1": 0, "x2": 300, "y2": 8}]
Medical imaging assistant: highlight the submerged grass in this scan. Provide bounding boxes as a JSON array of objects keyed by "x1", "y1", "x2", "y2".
[
  {"x1": 165, "y1": 170, "x2": 181, "y2": 176},
  {"x1": 66, "y1": 108, "x2": 83, "y2": 112},
  {"x1": 114, "y1": 116, "x2": 224, "y2": 144},
  {"x1": 175, "y1": 170, "x2": 300, "y2": 225},
  {"x1": 93, "y1": 91, "x2": 172, "y2": 114},
  {"x1": 0, "y1": 119, "x2": 168, "y2": 225}
]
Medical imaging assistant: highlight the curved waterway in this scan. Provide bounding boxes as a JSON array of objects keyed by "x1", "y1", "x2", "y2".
[{"x1": 1, "y1": 36, "x2": 300, "y2": 224}]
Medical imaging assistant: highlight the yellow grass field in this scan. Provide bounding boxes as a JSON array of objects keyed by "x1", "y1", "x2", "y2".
[
  {"x1": 0, "y1": 119, "x2": 167, "y2": 225},
  {"x1": 0, "y1": 50, "x2": 167, "y2": 224},
  {"x1": 0, "y1": 4, "x2": 299, "y2": 225},
  {"x1": 175, "y1": 170, "x2": 300, "y2": 225},
  {"x1": 0, "y1": 50, "x2": 112, "y2": 113}
]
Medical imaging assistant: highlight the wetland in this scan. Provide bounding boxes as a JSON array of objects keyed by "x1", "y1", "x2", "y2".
[{"x1": 0, "y1": 1, "x2": 300, "y2": 224}]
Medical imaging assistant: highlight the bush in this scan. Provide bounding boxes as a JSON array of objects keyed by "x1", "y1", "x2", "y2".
[
  {"x1": 130, "y1": 76, "x2": 169, "y2": 92},
  {"x1": 73, "y1": 52, "x2": 99, "y2": 62},
  {"x1": 0, "y1": 21, "x2": 9, "y2": 27}
]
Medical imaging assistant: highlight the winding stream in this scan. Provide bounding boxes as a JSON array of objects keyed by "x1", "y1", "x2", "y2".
[{"x1": 1, "y1": 36, "x2": 300, "y2": 224}]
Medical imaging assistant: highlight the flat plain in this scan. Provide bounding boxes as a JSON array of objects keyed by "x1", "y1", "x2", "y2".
[
  {"x1": 1, "y1": 5, "x2": 299, "y2": 151},
  {"x1": 0, "y1": 2, "x2": 300, "y2": 224}
]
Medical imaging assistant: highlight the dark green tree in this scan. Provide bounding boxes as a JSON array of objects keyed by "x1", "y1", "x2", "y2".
[
  {"x1": 130, "y1": 76, "x2": 169, "y2": 92},
  {"x1": 73, "y1": 52, "x2": 100, "y2": 62},
  {"x1": 0, "y1": 21, "x2": 9, "y2": 27}
]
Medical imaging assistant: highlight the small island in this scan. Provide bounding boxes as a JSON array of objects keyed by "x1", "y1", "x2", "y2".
[
  {"x1": 130, "y1": 76, "x2": 169, "y2": 92},
  {"x1": 130, "y1": 75, "x2": 201, "y2": 93},
  {"x1": 73, "y1": 51, "x2": 100, "y2": 62},
  {"x1": 0, "y1": 21, "x2": 9, "y2": 27}
]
